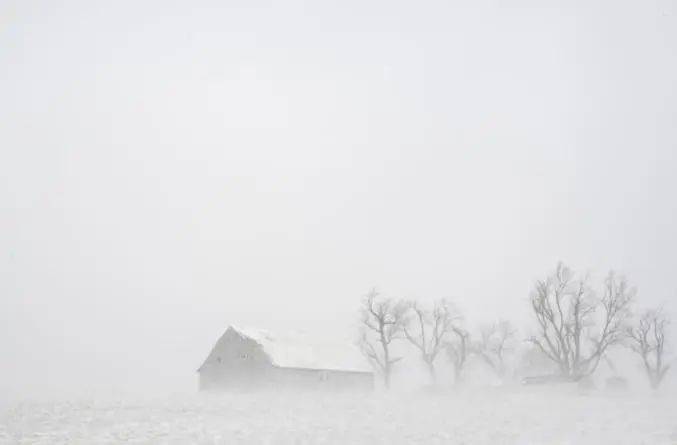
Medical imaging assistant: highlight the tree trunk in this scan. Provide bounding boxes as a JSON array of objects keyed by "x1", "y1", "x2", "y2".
[
  {"x1": 427, "y1": 361, "x2": 436, "y2": 385},
  {"x1": 383, "y1": 367, "x2": 391, "y2": 389},
  {"x1": 453, "y1": 363, "x2": 463, "y2": 386}
]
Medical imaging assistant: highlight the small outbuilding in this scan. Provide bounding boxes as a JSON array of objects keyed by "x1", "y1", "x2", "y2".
[{"x1": 197, "y1": 325, "x2": 374, "y2": 391}]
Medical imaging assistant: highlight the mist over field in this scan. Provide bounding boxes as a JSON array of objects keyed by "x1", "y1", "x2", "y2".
[{"x1": 1, "y1": 0, "x2": 676, "y2": 443}]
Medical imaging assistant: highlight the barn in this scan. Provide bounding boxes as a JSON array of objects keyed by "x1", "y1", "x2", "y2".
[{"x1": 197, "y1": 325, "x2": 374, "y2": 391}]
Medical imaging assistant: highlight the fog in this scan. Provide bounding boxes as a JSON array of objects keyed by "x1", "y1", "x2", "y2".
[{"x1": 2, "y1": 0, "x2": 676, "y2": 411}]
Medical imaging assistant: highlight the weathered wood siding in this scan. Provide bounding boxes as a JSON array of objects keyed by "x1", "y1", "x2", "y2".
[
  {"x1": 198, "y1": 329, "x2": 373, "y2": 391},
  {"x1": 269, "y1": 367, "x2": 373, "y2": 391},
  {"x1": 198, "y1": 328, "x2": 273, "y2": 391}
]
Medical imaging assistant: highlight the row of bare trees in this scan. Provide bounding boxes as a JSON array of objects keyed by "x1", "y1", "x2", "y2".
[
  {"x1": 358, "y1": 289, "x2": 515, "y2": 388},
  {"x1": 527, "y1": 263, "x2": 634, "y2": 379},
  {"x1": 358, "y1": 262, "x2": 671, "y2": 390},
  {"x1": 528, "y1": 262, "x2": 671, "y2": 388}
]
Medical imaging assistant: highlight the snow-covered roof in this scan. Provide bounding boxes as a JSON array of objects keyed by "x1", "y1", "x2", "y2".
[{"x1": 216, "y1": 325, "x2": 372, "y2": 373}]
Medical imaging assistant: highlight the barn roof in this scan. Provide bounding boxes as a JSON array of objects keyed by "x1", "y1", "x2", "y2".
[{"x1": 201, "y1": 325, "x2": 372, "y2": 373}]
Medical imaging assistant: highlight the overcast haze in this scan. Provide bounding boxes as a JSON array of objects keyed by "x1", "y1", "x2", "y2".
[{"x1": 1, "y1": 0, "x2": 676, "y2": 400}]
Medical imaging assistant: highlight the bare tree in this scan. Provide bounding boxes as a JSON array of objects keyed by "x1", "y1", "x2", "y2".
[
  {"x1": 475, "y1": 320, "x2": 517, "y2": 378},
  {"x1": 627, "y1": 308, "x2": 671, "y2": 389},
  {"x1": 403, "y1": 299, "x2": 457, "y2": 384},
  {"x1": 527, "y1": 262, "x2": 634, "y2": 379},
  {"x1": 446, "y1": 324, "x2": 470, "y2": 385},
  {"x1": 358, "y1": 289, "x2": 409, "y2": 389}
]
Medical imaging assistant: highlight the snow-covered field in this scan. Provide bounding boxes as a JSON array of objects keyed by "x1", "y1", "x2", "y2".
[{"x1": 1, "y1": 387, "x2": 675, "y2": 444}]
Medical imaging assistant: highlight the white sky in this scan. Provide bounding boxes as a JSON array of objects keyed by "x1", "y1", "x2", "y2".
[{"x1": 1, "y1": 0, "x2": 676, "y2": 399}]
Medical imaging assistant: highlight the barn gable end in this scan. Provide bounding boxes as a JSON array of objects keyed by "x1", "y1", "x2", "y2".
[{"x1": 197, "y1": 325, "x2": 373, "y2": 391}]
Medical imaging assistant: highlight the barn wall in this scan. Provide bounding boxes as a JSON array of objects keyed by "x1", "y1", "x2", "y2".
[
  {"x1": 201, "y1": 364, "x2": 373, "y2": 392},
  {"x1": 198, "y1": 328, "x2": 274, "y2": 391},
  {"x1": 198, "y1": 327, "x2": 373, "y2": 392},
  {"x1": 268, "y1": 367, "x2": 373, "y2": 392}
]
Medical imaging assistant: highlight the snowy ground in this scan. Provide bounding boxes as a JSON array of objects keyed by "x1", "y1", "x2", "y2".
[{"x1": 1, "y1": 387, "x2": 675, "y2": 444}]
